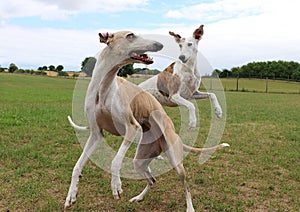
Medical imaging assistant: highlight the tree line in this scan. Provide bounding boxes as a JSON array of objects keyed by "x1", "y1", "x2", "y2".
[
  {"x1": 0, "y1": 63, "x2": 67, "y2": 76},
  {"x1": 3, "y1": 58, "x2": 300, "y2": 81},
  {"x1": 215, "y1": 60, "x2": 300, "y2": 81},
  {"x1": 37, "y1": 65, "x2": 64, "y2": 72}
]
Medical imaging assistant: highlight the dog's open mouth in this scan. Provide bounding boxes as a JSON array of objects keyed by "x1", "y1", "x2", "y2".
[{"x1": 130, "y1": 52, "x2": 153, "y2": 64}]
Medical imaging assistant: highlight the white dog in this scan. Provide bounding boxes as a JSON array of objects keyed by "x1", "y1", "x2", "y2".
[{"x1": 139, "y1": 25, "x2": 222, "y2": 129}]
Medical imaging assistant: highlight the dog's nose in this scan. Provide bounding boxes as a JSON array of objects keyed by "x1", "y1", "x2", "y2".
[
  {"x1": 179, "y1": 55, "x2": 186, "y2": 63},
  {"x1": 154, "y1": 42, "x2": 163, "y2": 51}
]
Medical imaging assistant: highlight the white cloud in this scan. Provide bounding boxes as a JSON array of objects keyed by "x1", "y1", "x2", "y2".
[
  {"x1": 0, "y1": 0, "x2": 149, "y2": 21},
  {"x1": 165, "y1": 10, "x2": 183, "y2": 19},
  {"x1": 0, "y1": 0, "x2": 76, "y2": 20},
  {"x1": 165, "y1": 0, "x2": 264, "y2": 22},
  {"x1": 34, "y1": 0, "x2": 149, "y2": 13}
]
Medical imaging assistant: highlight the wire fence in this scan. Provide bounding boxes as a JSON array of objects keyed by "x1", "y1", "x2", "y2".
[{"x1": 201, "y1": 77, "x2": 300, "y2": 94}]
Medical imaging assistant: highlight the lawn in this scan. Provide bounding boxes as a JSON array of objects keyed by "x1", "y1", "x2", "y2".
[{"x1": 0, "y1": 73, "x2": 299, "y2": 211}]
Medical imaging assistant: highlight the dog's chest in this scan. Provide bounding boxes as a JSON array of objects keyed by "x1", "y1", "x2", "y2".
[
  {"x1": 95, "y1": 89, "x2": 127, "y2": 136},
  {"x1": 180, "y1": 73, "x2": 198, "y2": 96},
  {"x1": 96, "y1": 104, "x2": 126, "y2": 136}
]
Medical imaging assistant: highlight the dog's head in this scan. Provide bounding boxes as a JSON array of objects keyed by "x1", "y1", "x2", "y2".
[
  {"x1": 169, "y1": 25, "x2": 204, "y2": 63},
  {"x1": 99, "y1": 31, "x2": 163, "y2": 65}
]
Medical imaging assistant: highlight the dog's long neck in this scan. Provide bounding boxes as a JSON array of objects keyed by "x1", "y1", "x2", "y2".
[
  {"x1": 189, "y1": 44, "x2": 201, "y2": 80},
  {"x1": 187, "y1": 53, "x2": 197, "y2": 72},
  {"x1": 92, "y1": 49, "x2": 127, "y2": 94},
  {"x1": 192, "y1": 55, "x2": 201, "y2": 80},
  {"x1": 85, "y1": 49, "x2": 126, "y2": 113}
]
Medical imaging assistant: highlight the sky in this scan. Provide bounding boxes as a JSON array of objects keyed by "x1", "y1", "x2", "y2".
[{"x1": 1, "y1": 0, "x2": 300, "y2": 75}]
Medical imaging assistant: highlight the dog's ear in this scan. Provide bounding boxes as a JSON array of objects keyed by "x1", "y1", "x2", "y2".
[
  {"x1": 169, "y1": 31, "x2": 182, "y2": 43},
  {"x1": 193, "y1": 25, "x2": 204, "y2": 40},
  {"x1": 99, "y1": 32, "x2": 114, "y2": 45}
]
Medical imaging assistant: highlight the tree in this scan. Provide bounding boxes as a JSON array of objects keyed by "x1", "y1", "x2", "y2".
[
  {"x1": 213, "y1": 69, "x2": 222, "y2": 76},
  {"x1": 9, "y1": 63, "x2": 18, "y2": 73},
  {"x1": 56, "y1": 65, "x2": 64, "y2": 72},
  {"x1": 58, "y1": 71, "x2": 68, "y2": 76},
  {"x1": 49, "y1": 65, "x2": 56, "y2": 71},
  {"x1": 217, "y1": 68, "x2": 231, "y2": 78},
  {"x1": 117, "y1": 64, "x2": 135, "y2": 77},
  {"x1": 231, "y1": 67, "x2": 240, "y2": 77},
  {"x1": 81, "y1": 57, "x2": 96, "y2": 77},
  {"x1": 35, "y1": 70, "x2": 47, "y2": 75},
  {"x1": 291, "y1": 67, "x2": 300, "y2": 81},
  {"x1": 42, "y1": 66, "x2": 48, "y2": 71}
]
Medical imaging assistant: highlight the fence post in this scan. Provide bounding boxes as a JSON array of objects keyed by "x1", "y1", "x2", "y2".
[
  {"x1": 236, "y1": 76, "x2": 239, "y2": 91},
  {"x1": 265, "y1": 77, "x2": 268, "y2": 93}
]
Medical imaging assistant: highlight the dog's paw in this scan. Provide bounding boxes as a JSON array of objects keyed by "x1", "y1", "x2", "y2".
[
  {"x1": 189, "y1": 120, "x2": 197, "y2": 130},
  {"x1": 156, "y1": 155, "x2": 164, "y2": 160},
  {"x1": 64, "y1": 190, "x2": 78, "y2": 210},
  {"x1": 112, "y1": 186, "x2": 123, "y2": 199},
  {"x1": 113, "y1": 189, "x2": 123, "y2": 200},
  {"x1": 214, "y1": 106, "x2": 222, "y2": 119},
  {"x1": 111, "y1": 176, "x2": 123, "y2": 199},
  {"x1": 129, "y1": 195, "x2": 143, "y2": 203},
  {"x1": 221, "y1": 143, "x2": 230, "y2": 147}
]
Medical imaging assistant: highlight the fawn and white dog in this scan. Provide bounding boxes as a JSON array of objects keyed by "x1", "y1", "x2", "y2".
[
  {"x1": 64, "y1": 31, "x2": 229, "y2": 211},
  {"x1": 139, "y1": 25, "x2": 222, "y2": 129}
]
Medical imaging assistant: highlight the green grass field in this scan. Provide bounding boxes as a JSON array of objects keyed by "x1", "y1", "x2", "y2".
[{"x1": 1, "y1": 73, "x2": 299, "y2": 211}]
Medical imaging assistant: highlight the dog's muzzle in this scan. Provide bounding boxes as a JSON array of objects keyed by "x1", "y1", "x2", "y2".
[{"x1": 179, "y1": 55, "x2": 188, "y2": 63}]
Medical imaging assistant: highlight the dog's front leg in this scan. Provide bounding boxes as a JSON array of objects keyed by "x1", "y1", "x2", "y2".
[
  {"x1": 170, "y1": 93, "x2": 197, "y2": 129},
  {"x1": 64, "y1": 131, "x2": 103, "y2": 209},
  {"x1": 192, "y1": 91, "x2": 222, "y2": 118},
  {"x1": 111, "y1": 121, "x2": 142, "y2": 199}
]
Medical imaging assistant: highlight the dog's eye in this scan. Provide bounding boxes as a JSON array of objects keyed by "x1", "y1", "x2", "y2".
[
  {"x1": 188, "y1": 43, "x2": 192, "y2": 46},
  {"x1": 126, "y1": 33, "x2": 136, "y2": 40}
]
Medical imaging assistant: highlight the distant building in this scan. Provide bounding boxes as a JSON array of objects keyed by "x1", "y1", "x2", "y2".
[
  {"x1": 66, "y1": 71, "x2": 87, "y2": 78},
  {"x1": 45, "y1": 71, "x2": 58, "y2": 77},
  {"x1": 78, "y1": 72, "x2": 87, "y2": 77},
  {"x1": 44, "y1": 71, "x2": 87, "y2": 78}
]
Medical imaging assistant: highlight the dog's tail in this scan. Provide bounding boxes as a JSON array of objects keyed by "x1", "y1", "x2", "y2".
[
  {"x1": 183, "y1": 143, "x2": 229, "y2": 154},
  {"x1": 67, "y1": 116, "x2": 89, "y2": 131}
]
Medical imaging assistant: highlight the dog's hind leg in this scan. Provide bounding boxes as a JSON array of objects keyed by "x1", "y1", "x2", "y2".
[
  {"x1": 64, "y1": 130, "x2": 103, "y2": 209},
  {"x1": 111, "y1": 119, "x2": 142, "y2": 199},
  {"x1": 163, "y1": 133, "x2": 195, "y2": 212},
  {"x1": 130, "y1": 153, "x2": 157, "y2": 202},
  {"x1": 174, "y1": 163, "x2": 194, "y2": 212},
  {"x1": 130, "y1": 132, "x2": 162, "y2": 203},
  {"x1": 129, "y1": 166, "x2": 155, "y2": 202}
]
